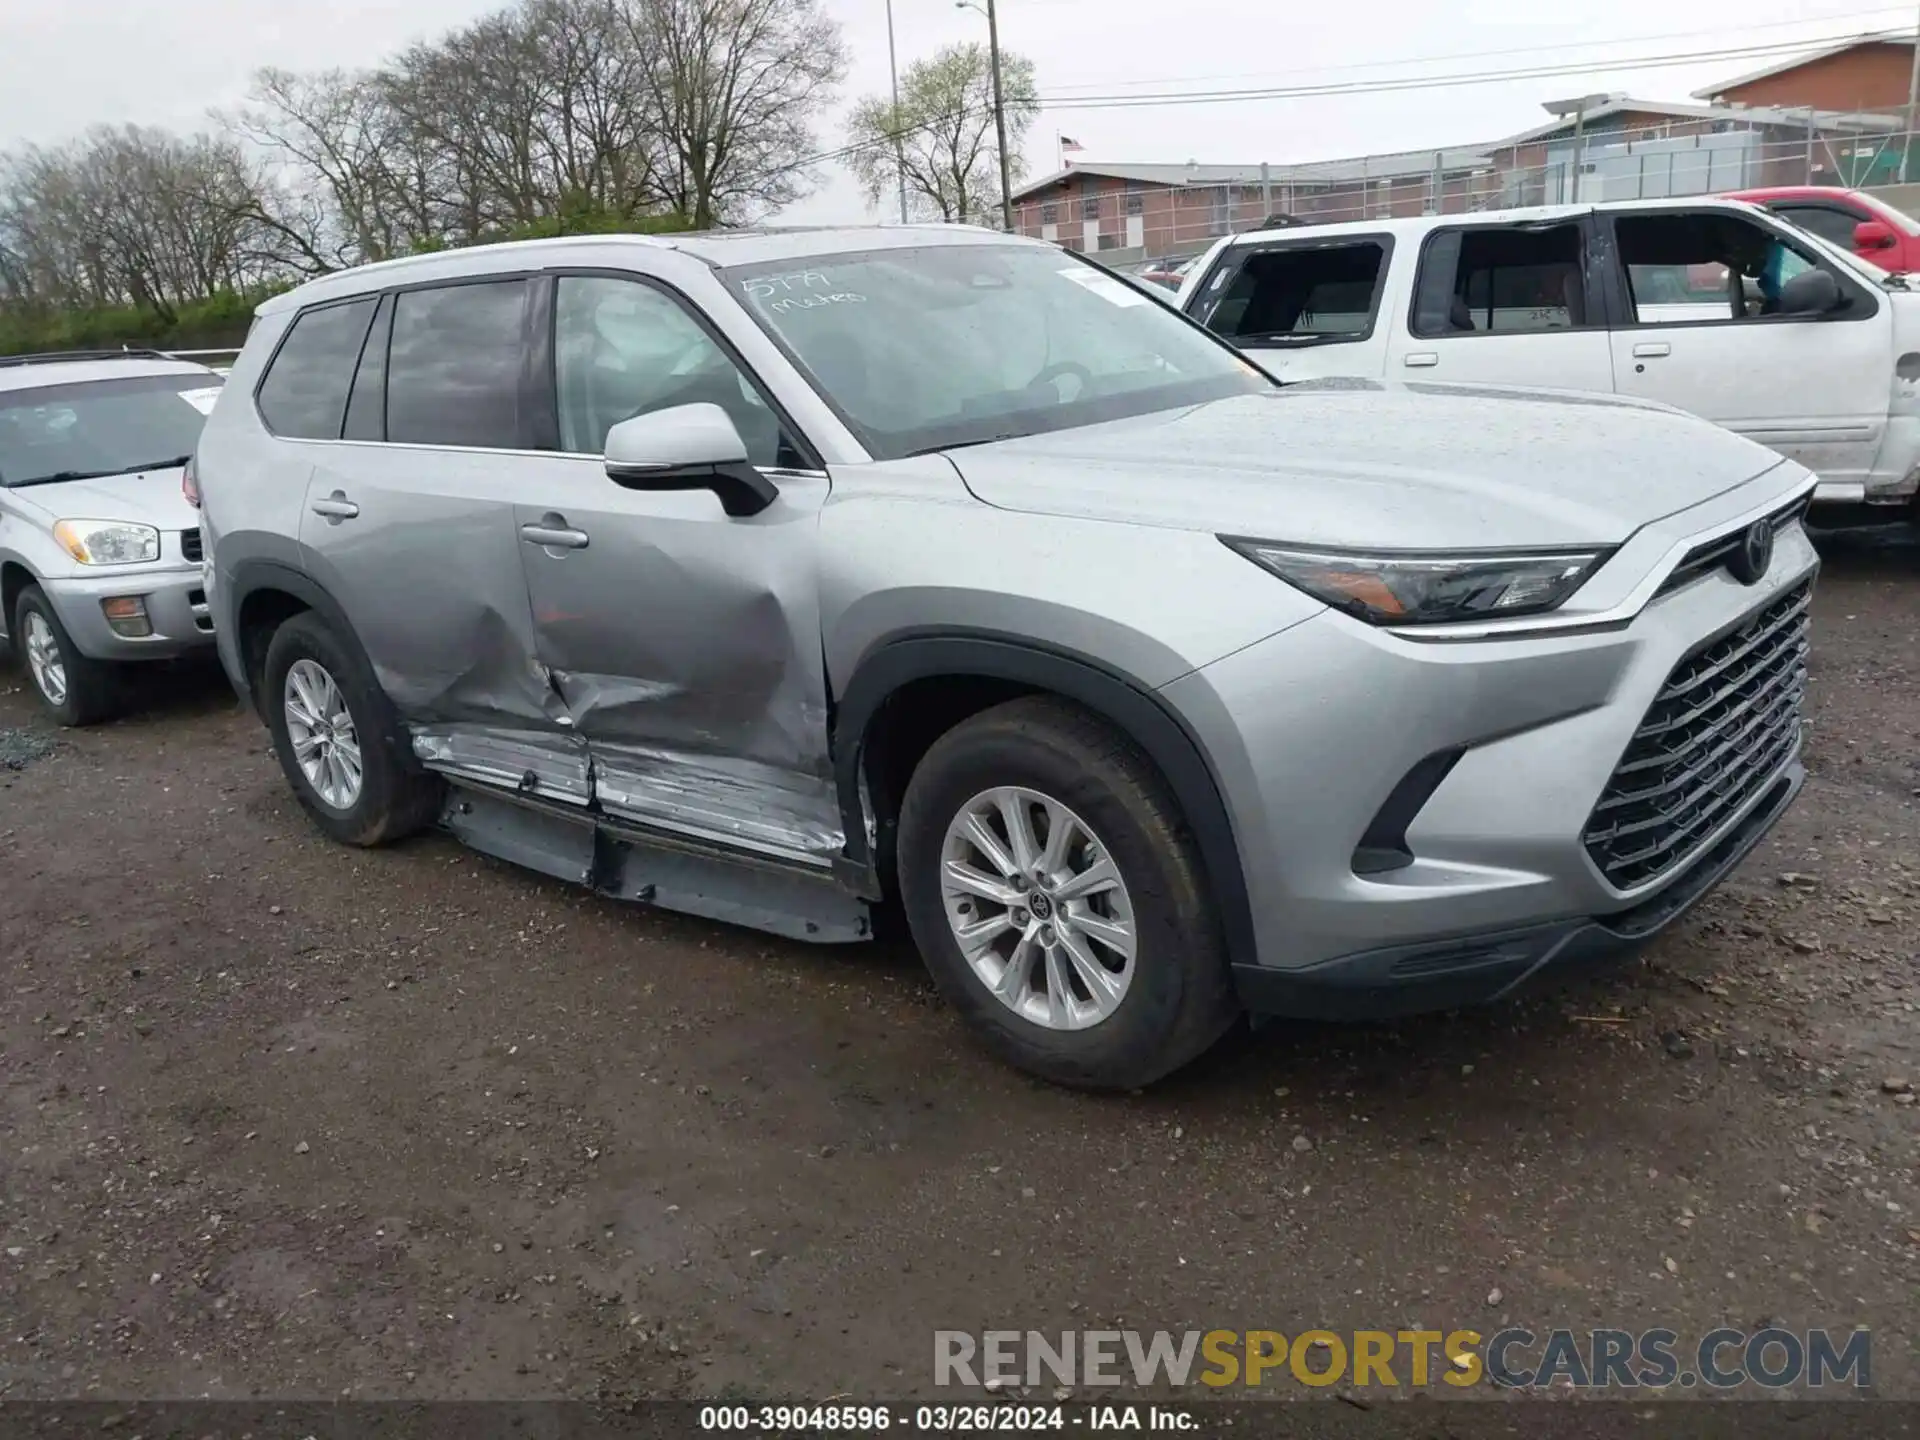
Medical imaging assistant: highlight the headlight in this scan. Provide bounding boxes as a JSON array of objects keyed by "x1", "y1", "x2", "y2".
[
  {"x1": 1223, "y1": 537, "x2": 1606, "y2": 625},
  {"x1": 52, "y1": 520, "x2": 161, "y2": 566}
]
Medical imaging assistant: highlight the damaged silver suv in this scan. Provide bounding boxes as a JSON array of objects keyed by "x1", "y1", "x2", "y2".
[{"x1": 196, "y1": 227, "x2": 1816, "y2": 1089}]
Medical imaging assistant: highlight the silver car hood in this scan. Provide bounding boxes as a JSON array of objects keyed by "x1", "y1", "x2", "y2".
[
  {"x1": 9, "y1": 466, "x2": 197, "y2": 531},
  {"x1": 945, "y1": 383, "x2": 1787, "y2": 549}
]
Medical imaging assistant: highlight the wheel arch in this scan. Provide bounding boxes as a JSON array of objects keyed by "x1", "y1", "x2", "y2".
[
  {"x1": 832, "y1": 631, "x2": 1257, "y2": 969},
  {"x1": 227, "y1": 560, "x2": 358, "y2": 715}
]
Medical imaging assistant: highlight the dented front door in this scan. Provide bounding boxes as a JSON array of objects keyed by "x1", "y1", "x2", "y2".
[
  {"x1": 512, "y1": 456, "x2": 840, "y2": 863},
  {"x1": 300, "y1": 441, "x2": 593, "y2": 804}
]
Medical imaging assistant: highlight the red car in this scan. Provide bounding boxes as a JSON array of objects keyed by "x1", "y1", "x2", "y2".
[{"x1": 1727, "y1": 186, "x2": 1920, "y2": 273}]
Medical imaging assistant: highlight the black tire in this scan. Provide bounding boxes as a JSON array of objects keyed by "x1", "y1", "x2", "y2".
[
  {"x1": 896, "y1": 696, "x2": 1240, "y2": 1090},
  {"x1": 262, "y1": 611, "x2": 442, "y2": 846},
  {"x1": 12, "y1": 584, "x2": 120, "y2": 727}
]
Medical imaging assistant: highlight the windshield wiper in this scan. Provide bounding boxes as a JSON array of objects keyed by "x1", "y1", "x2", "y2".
[{"x1": 6, "y1": 455, "x2": 191, "y2": 488}]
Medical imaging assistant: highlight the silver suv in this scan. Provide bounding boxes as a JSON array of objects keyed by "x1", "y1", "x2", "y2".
[
  {"x1": 2, "y1": 351, "x2": 223, "y2": 724},
  {"x1": 196, "y1": 227, "x2": 1816, "y2": 1088}
]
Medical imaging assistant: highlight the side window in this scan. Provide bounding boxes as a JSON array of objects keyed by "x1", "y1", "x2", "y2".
[
  {"x1": 1198, "y1": 241, "x2": 1386, "y2": 344},
  {"x1": 1411, "y1": 224, "x2": 1590, "y2": 337},
  {"x1": 256, "y1": 298, "x2": 376, "y2": 439},
  {"x1": 552, "y1": 275, "x2": 794, "y2": 468},
  {"x1": 385, "y1": 280, "x2": 528, "y2": 449},
  {"x1": 1614, "y1": 213, "x2": 1840, "y2": 326},
  {"x1": 1772, "y1": 204, "x2": 1861, "y2": 251}
]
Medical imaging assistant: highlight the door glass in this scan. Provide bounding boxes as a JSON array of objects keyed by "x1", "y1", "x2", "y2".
[
  {"x1": 1772, "y1": 205, "x2": 1861, "y2": 250},
  {"x1": 1196, "y1": 242, "x2": 1385, "y2": 343},
  {"x1": 1411, "y1": 224, "x2": 1588, "y2": 336},
  {"x1": 553, "y1": 275, "x2": 791, "y2": 466},
  {"x1": 1615, "y1": 213, "x2": 1833, "y2": 324},
  {"x1": 385, "y1": 281, "x2": 528, "y2": 448}
]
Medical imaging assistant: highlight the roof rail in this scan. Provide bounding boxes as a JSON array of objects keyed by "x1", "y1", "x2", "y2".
[{"x1": 0, "y1": 347, "x2": 177, "y2": 369}]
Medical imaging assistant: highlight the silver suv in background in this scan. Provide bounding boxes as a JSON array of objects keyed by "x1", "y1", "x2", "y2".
[
  {"x1": 197, "y1": 227, "x2": 1815, "y2": 1089},
  {"x1": 1, "y1": 351, "x2": 222, "y2": 724}
]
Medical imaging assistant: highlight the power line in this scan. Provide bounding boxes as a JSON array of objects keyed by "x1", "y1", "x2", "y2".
[
  {"x1": 1030, "y1": 28, "x2": 1918, "y2": 111},
  {"x1": 1038, "y1": 5, "x2": 1913, "y2": 95}
]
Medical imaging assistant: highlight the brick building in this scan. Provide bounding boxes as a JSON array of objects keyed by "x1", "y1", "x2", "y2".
[
  {"x1": 1696, "y1": 35, "x2": 1917, "y2": 112},
  {"x1": 1012, "y1": 36, "x2": 1913, "y2": 256}
]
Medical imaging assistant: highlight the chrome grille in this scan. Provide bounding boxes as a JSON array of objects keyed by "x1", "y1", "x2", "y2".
[
  {"x1": 1655, "y1": 493, "x2": 1810, "y2": 598},
  {"x1": 180, "y1": 528, "x2": 203, "y2": 563},
  {"x1": 1582, "y1": 580, "x2": 1810, "y2": 890}
]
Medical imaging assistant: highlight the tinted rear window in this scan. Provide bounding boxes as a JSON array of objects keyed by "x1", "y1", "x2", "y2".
[
  {"x1": 257, "y1": 299, "x2": 377, "y2": 439},
  {"x1": 385, "y1": 281, "x2": 528, "y2": 449}
]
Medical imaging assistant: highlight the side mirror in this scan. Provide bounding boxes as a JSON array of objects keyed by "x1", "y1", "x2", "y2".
[
  {"x1": 1777, "y1": 267, "x2": 1844, "y2": 317},
  {"x1": 603, "y1": 403, "x2": 777, "y2": 518},
  {"x1": 1853, "y1": 219, "x2": 1898, "y2": 252}
]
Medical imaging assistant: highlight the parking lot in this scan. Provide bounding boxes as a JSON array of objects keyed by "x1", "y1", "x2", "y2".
[{"x1": 0, "y1": 526, "x2": 1915, "y2": 1402}]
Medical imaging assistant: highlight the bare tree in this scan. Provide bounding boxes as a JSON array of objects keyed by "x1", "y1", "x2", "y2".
[
  {"x1": 0, "y1": 127, "x2": 275, "y2": 316},
  {"x1": 622, "y1": 0, "x2": 847, "y2": 227},
  {"x1": 228, "y1": 67, "x2": 433, "y2": 270},
  {"x1": 845, "y1": 43, "x2": 1036, "y2": 224}
]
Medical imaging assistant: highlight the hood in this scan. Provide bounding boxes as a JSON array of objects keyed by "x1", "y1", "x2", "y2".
[
  {"x1": 944, "y1": 382, "x2": 1786, "y2": 550},
  {"x1": 7, "y1": 465, "x2": 197, "y2": 532}
]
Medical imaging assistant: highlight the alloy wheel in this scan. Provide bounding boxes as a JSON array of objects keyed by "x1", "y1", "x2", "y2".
[
  {"x1": 22, "y1": 610, "x2": 67, "y2": 708},
  {"x1": 939, "y1": 786, "x2": 1137, "y2": 1030},
  {"x1": 284, "y1": 658, "x2": 363, "y2": 810}
]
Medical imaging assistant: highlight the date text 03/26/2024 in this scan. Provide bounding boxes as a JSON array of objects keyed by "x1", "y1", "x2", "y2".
[{"x1": 698, "y1": 1405, "x2": 1194, "y2": 1432}]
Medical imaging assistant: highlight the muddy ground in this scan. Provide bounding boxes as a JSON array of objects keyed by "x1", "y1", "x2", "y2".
[{"x1": 0, "y1": 530, "x2": 1915, "y2": 1405}]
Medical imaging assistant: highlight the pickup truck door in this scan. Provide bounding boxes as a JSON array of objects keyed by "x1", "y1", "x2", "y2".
[
  {"x1": 1182, "y1": 233, "x2": 1396, "y2": 381},
  {"x1": 1382, "y1": 215, "x2": 1617, "y2": 394},
  {"x1": 1598, "y1": 206, "x2": 1890, "y2": 492}
]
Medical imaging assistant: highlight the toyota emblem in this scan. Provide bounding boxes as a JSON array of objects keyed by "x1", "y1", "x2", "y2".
[{"x1": 1728, "y1": 520, "x2": 1774, "y2": 586}]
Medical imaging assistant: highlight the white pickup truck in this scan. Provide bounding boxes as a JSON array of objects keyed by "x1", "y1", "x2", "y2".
[{"x1": 1176, "y1": 196, "x2": 1920, "y2": 517}]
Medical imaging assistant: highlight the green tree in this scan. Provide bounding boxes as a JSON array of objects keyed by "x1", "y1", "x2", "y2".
[{"x1": 845, "y1": 43, "x2": 1037, "y2": 225}]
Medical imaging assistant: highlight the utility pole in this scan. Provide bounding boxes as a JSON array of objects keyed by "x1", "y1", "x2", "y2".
[
  {"x1": 886, "y1": 0, "x2": 908, "y2": 223},
  {"x1": 1904, "y1": 17, "x2": 1920, "y2": 183},
  {"x1": 956, "y1": 0, "x2": 1015, "y2": 231},
  {"x1": 986, "y1": 0, "x2": 1013, "y2": 231}
]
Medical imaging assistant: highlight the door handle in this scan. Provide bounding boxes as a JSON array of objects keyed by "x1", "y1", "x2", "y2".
[
  {"x1": 1403, "y1": 352, "x2": 1439, "y2": 368},
  {"x1": 1632, "y1": 341, "x2": 1672, "y2": 358},
  {"x1": 520, "y1": 514, "x2": 590, "y2": 550},
  {"x1": 310, "y1": 490, "x2": 359, "y2": 521}
]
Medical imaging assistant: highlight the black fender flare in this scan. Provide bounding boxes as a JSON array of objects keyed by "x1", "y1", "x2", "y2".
[
  {"x1": 831, "y1": 631, "x2": 1256, "y2": 968},
  {"x1": 225, "y1": 559, "x2": 360, "y2": 705}
]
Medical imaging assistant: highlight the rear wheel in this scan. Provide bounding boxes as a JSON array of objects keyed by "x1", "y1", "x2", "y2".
[
  {"x1": 262, "y1": 612, "x2": 442, "y2": 846},
  {"x1": 896, "y1": 696, "x2": 1239, "y2": 1089},
  {"x1": 13, "y1": 585, "x2": 119, "y2": 727}
]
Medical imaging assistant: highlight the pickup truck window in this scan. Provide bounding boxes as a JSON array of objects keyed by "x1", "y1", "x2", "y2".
[
  {"x1": 1193, "y1": 239, "x2": 1388, "y2": 345},
  {"x1": 1768, "y1": 203, "x2": 1862, "y2": 251},
  {"x1": 1411, "y1": 224, "x2": 1590, "y2": 337},
  {"x1": 1613, "y1": 211, "x2": 1842, "y2": 326}
]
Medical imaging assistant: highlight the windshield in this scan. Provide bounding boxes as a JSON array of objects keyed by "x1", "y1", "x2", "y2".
[
  {"x1": 723, "y1": 244, "x2": 1270, "y2": 459},
  {"x1": 0, "y1": 372, "x2": 220, "y2": 488}
]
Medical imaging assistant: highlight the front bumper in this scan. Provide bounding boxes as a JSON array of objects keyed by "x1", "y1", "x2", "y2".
[
  {"x1": 43, "y1": 566, "x2": 214, "y2": 661},
  {"x1": 1231, "y1": 764, "x2": 1799, "y2": 1018},
  {"x1": 1162, "y1": 508, "x2": 1817, "y2": 1005}
]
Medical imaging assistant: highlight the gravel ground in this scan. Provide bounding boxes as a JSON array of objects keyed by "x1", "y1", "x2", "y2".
[{"x1": 0, "y1": 529, "x2": 1915, "y2": 1404}]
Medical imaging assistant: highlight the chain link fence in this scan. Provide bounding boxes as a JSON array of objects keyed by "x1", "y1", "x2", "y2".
[{"x1": 1014, "y1": 123, "x2": 1920, "y2": 262}]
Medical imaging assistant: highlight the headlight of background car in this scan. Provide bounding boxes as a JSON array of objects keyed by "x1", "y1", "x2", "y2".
[
  {"x1": 1223, "y1": 538, "x2": 1606, "y2": 625},
  {"x1": 53, "y1": 520, "x2": 162, "y2": 566}
]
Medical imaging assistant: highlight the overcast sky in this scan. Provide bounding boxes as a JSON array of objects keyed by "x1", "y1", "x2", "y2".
[{"x1": 1, "y1": 0, "x2": 1911, "y2": 226}]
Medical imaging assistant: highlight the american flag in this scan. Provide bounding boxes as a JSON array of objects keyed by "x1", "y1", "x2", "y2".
[{"x1": 1060, "y1": 135, "x2": 1084, "y2": 155}]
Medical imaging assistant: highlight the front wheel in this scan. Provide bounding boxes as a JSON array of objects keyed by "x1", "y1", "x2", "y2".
[
  {"x1": 896, "y1": 696, "x2": 1239, "y2": 1090},
  {"x1": 13, "y1": 585, "x2": 120, "y2": 727},
  {"x1": 262, "y1": 612, "x2": 442, "y2": 846}
]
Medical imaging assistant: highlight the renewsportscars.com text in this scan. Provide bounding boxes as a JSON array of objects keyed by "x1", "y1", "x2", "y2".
[{"x1": 934, "y1": 1327, "x2": 1872, "y2": 1391}]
